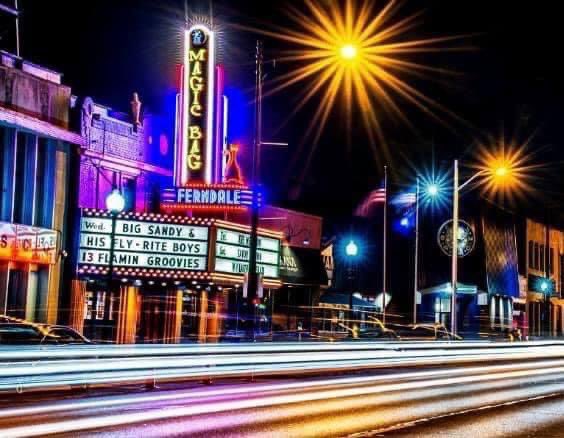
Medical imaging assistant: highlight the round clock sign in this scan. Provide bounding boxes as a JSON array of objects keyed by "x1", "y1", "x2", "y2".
[{"x1": 437, "y1": 219, "x2": 475, "y2": 257}]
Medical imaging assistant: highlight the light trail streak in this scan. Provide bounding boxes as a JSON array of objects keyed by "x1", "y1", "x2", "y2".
[
  {"x1": 1, "y1": 340, "x2": 564, "y2": 361},
  {"x1": 2, "y1": 347, "x2": 563, "y2": 380},
  {"x1": 2, "y1": 345, "x2": 564, "y2": 393},
  {"x1": 3, "y1": 364, "x2": 564, "y2": 437},
  {"x1": 1, "y1": 359, "x2": 563, "y2": 419}
]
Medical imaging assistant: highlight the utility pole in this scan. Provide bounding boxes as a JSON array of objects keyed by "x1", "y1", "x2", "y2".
[
  {"x1": 247, "y1": 40, "x2": 263, "y2": 319},
  {"x1": 451, "y1": 160, "x2": 459, "y2": 336},
  {"x1": 382, "y1": 165, "x2": 388, "y2": 326},
  {"x1": 413, "y1": 177, "x2": 420, "y2": 324}
]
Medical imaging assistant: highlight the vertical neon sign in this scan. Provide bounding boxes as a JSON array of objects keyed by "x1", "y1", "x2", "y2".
[{"x1": 179, "y1": 25, "x2": 215, "y2": 185}]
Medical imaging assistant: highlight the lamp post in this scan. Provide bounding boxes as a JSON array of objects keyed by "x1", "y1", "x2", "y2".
[
  {"x1": 345, "y1": 240, "x2": 359, "y2": 323},
  {"x1": 449, "y1": 159, "x2": 510, "y2": 335},
  {"x1": 106, "y1": 189, "x2": 125, "y2": 292},
  {"x1": 413, "y1": 180, "x2": 440, "y2": 324},
  {"x1": 247, "y1": 40, "x2": 263, "y2": 307},
  {"x1": 413, "y1": 178, "x2": 420, "y2": 325},
  {"x1": 451, "y1": 160, "x2": 459, "y2": 336}
]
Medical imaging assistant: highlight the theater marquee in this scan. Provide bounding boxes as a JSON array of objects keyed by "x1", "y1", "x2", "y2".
[
  {"x1": 177, "y1": 24, "x2": 215, "y2": 185},
  {"x1": 77, "y1": 211, "x2": 210, "y2": 279},
  {"x1": 213, "y1": 227, "x2": 281, "y2": 279}
]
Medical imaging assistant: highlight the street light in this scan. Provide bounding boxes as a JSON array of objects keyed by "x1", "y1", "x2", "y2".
[
  {"x1": 450, "y1": 156, "x2": 517, "y2": 335},
  {"x1": 345, "y1": 239, "x2": 359, "y2": 322},
  {"x1": 346, "y1": 240, "x2": 359, "y2": 257},
  {"x1": 426, "y1": 184, "x2": 439, "y2": 197},
  {"x1": 340, "y1": 44, "x2": 357, "y2": 60},
  {"x1": 413, "y1": 179, "x2": 443, "y2": 324},
  {"x1": 106, "y1": 189, "x2": 125, "y2": 294},
  {"x1": 106, "y1": 189, "x2": 125, "y2": 213}
]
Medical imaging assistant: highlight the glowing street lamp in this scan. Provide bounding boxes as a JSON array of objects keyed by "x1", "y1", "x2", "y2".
[
  {"x1": 106, "y1": 189, "x2": 125, "y2": 288},
  {"x1": 106, "y1": 189, "x2": 125, "y2": 214},
  {"x1": 345, "y1": 239, "x2": 360, "y2": 321},
  {"x1": 450, "y1": 154, "x2": 518, "y2": 335},
  {"x1": 426, "y1": 183, "x2": 439, "y2": 197},
  {"x1": 346, "y1": 240, "x2": 359, "y2": 257},
  {"x1": 340, "y1": 44, "x2": 357, "y2": 60}
]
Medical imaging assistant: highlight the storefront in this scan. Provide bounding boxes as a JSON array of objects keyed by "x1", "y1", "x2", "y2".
[
  {"x1": 0, "y1": 223, "x2": 59, "y2": 319},
  {"x1": 71, "y1": 209, "x2": 282, "y2": 343},
  {"x1": 418, "y1": 282, "x2": 480, "y2": 334},
  {"x1": 272, "y1": 245, "x2": 327, "y2": 339},
  {"x1": 1, "y1": 53, "x2": 82, "y2": 323}
]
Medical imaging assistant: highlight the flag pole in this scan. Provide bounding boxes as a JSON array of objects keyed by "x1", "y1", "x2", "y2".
[
  {"x1": 382, "y1": 165, "x2": 388, "y2": 326},
  {"x1": 413, "y1": 177, "x2": 420, "y2": 324}
]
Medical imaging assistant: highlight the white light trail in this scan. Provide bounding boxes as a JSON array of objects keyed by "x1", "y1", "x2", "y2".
[{"x1": 2, "y1": 364, "x2": 564, "y2": 437}]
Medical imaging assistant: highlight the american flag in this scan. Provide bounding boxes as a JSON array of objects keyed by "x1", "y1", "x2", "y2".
[
  {"x1": 354, "y1": 187, "x2": 386, "y2": 217},
  {"x1": 391, "y1": 191, "x2": 417, "y2": 208}
]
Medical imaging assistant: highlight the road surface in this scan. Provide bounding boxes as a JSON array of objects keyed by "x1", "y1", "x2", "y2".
[{"x1": 1, "y1": 355, "x2": 563, "y2": 437}]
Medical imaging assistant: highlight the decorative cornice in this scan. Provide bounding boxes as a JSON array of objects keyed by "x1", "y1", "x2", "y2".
[
  {"x1": 81, "y1": 149, "x2": 173, "y2": 177},
  {"x1": 0, "y1": 105, "x2": 84, "y2": 145}
]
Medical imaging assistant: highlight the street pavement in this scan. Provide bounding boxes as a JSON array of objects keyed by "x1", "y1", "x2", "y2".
[{"x1": 1, "y1": 356, "x2": 564, "y2": 437}]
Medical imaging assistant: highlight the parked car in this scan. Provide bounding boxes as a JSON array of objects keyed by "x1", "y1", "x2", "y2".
[
  {"x1": 355, "y1": 327, "x2": 399, "y2": 340},
  {"x1": 392, "y1": 323, "x2": 463, "y2": 341},
  {"x1": 0, "y1": 320, "x2": 91, "y2": 345}
]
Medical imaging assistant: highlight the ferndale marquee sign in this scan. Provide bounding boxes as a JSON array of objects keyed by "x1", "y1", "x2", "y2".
[
  {"x1": 214, "y1": 227, "x2": 280, "y2": 278},
  {"x1": 161, "y1": 184, "x2": 253, "y2": 212},
  {"x1": 78, "y1": 213, "x2": 209, "y2": 274},
  {"x1": 178, "y1": 24, "x2": 215, "y2": 185}
]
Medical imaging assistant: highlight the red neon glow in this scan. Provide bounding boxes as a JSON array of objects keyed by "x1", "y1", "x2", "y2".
[
  {"x1": 161, "y1": 204, "x2": 247, "y2": 212},
  {"x1": 224, "y1": 144, "x2": 245, "y2": 185},
  {"x1": 214, "y1": 65, "x2": 225, "y2": 183}
]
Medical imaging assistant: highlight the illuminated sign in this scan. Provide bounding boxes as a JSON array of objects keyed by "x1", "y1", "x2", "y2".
[
  {"x1": 214, "y1": 227, "x2": 280, "y2": 278},
  {"x1": 78, "y1": 214, "x2": 209, "y2": 275},
  {"x1": 178, "y1": 25, "x2": 215, "y2": 185},
  {"x1": 0, "y1": 222, "x2": 58, "y2": 265},
  {"x1": 161, "y1": 184, "x2": 253, "y2": 211},
  {"x1": 437, "y1": 220, "x2": 475, "y2": 257}
]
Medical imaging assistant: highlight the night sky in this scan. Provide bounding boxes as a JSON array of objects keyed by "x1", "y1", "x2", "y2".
[{"x1": 5, "y1": 0, "x2": 564, "y2": 223}]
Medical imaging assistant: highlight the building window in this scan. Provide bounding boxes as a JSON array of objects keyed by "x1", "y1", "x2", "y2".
[
  {"x1": 0, "y1": 128, "x2": 4, "y2": 216},
  {"x1": 12, "y1": 133, "x2": 27, "y2": 224},
  {"x1": 540, "y1": 245, "x2": 545, "y2": 273},
  {"x1": 123, "y1": 177, "x2": 136, "y2": 212},
  {"x1": 534, "y1": 243, "x2": 540, "y2": 270},
  {"x1": 95, "y1": 291, "x2": 107, "y2": 320},
  {"x1": 528, "y1": 241, "x2": 534, "y2": 269},
  {"x1": 549, "y1": 248, "x2": 554, "y2": 275},
  {"x1": 108, "y1": 292, "x2": 118, "y2": 321},
  {"x1": 33, "y1": 140, "x2": 47, "y2": 226},
  {"x1": 84, "y1": 291, "x2": 94, "y2": 320},
  {"x1": 561, "y1": 255, "x2": 564, "y2": 295}
]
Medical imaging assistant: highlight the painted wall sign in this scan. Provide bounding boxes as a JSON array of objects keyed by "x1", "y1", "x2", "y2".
[
  {"x1": 161, "y1": 184, "x2": 253, "y2": 211},
  {"x1": 78, "y1": 216, "x2": 209, "y2": 273},
  {"x1": 0, "y1": 222, "x2": 58, "y2": 265},
  {"x1": 214, "y1": 227, "x2": 280, "y2": 278},
  {"x1": 177, "y1": 25, "x2": 215, "y2": 185}
]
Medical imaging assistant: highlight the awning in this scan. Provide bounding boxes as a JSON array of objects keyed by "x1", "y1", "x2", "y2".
[
  {"x1": 319, "y1": 292, "x2": 376, "y2": 308},
  {"x1": 419, "y1": 282, "x2": 478, "y2": 296},
  {"x1": 279, "y1": 246, "x2": 328, "y2": 286}
]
